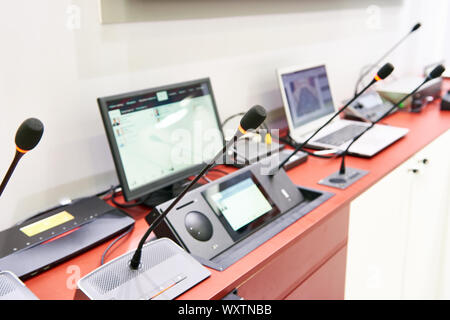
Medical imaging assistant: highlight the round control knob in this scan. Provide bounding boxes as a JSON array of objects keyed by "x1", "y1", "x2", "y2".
[{"x1": 184, "y1": 211, "x2": 213, "y2": 241}]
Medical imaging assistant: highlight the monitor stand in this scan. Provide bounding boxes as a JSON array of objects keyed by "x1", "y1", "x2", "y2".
[{"x1": 140, "y1": 179, "x2": 204, "y2": 208}]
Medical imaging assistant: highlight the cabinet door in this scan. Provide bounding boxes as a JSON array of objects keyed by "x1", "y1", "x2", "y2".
[
  {"x1": 402, "y1": 130, "x2": 450, "y2": 299},
  {"x1": 439, "y1": 197, "x2": 450, "y2": 299},
  {"x1": 345, "y1": 157, "x2": 414, "y2": 299},
  {"x1": 346, "y1": 130, "x2": 450, "y2": 300}
]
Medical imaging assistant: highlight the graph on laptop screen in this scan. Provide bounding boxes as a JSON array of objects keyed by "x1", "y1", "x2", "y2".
[{"x1": 281, "y1": 65, "x2": 335, "y2": 128}]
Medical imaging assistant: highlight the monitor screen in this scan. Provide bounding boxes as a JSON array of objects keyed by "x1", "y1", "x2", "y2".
[
  {"x1": 281, "y1": 65, "x2": 335, "y2": 129},
  {"x1": 98, "y1": 78, "x2": 224, "y2": 201}
]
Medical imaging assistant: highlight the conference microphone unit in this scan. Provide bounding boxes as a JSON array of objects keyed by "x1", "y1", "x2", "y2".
[
  {"x1": 322, "y1": 64, "x2": 446, "y2": 189},
  {"x1": 0, "y1": 118, "x2": 43, "y2": 300},
  {"x1": 268, "y1": 63, "x2": 394, "y2": 176},
  {"x1": 0, "y1": 118, "x2": 44, "y2": 197},
  {"x1": 354, "y1": 22, "x2": 421, "y2": 95},
  {"x1": 76, "y1": 105, "x2": 267, "y2": 300}
]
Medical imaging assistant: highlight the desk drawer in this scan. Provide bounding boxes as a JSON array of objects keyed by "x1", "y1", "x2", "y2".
[
  {"x1": 236, "y1": 205, "x2": 349, "y2": 300},
  {"x1": 285, "y1": 245, "x2": 347, "y2": 300}
]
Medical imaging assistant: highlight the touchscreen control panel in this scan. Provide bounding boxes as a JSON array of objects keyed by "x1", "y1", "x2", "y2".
[{"x1": 147, "y1": 162, "x2": 305, "y2": 262}]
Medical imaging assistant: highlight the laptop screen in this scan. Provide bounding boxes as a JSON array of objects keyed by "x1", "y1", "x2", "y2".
[{"x1": 281, "y1": 65, "x2": 335, "y2": 129}]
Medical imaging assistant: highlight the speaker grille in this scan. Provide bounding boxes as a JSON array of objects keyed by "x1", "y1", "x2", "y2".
[
  {"x1": 80, "y1": 239, "x2": 180, "y2": 296},
  {"x1": 0, "y1": 273, "x2": 16, "y2": 297},
  {"x1": 0, "y1": 271, "x2": 38, "y2": 300}
]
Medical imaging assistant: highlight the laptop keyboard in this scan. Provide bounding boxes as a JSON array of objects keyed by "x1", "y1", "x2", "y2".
[{"x1": 315, "y1": 124, "x2": 367, "y2": 147}]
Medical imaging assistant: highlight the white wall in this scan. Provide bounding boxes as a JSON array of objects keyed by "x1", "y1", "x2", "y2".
[{"x1": 0, "y1": 0, "x2": 447, "y2": 230}]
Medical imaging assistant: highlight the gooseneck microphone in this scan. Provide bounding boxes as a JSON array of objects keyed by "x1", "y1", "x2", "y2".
[
  {"x1": 268, "y1": 63, "x2": 394, "y2": 175},
  {"x1": 128, "y1": 105, "x2": 267, "y2": 270},
  {"x1": 339, "y1": 64, "x2": 445, "y2": 176},
  {"x1": 0, "y1": 118, "x2": 44, "y2": 197},
  {"x1": 354, "y1": 22, "x2": 421, "y2": 95},
  {"x1": 410, "y1": 22, "x2": 422, "y2": 32}
]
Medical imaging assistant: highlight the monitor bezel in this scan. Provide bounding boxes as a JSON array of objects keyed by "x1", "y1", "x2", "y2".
[
  {"x1": 277, "y1": 63, "x2": 338, "y2": 139},
  {"x1": 98, "y1": 77, "x2": 225, "y2": 202}
]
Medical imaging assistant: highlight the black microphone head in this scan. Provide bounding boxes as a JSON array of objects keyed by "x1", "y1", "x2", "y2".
[
  {"x1": 411, "y1": 22, "x2": 421, "y2": 32},
  {"x1": 15, "y1": 118, "x2": 44, "y2": 152},
  {"x1": 427, "y1": 64, "x2": 445, "y2": 80},
  {"x1": 239, "y1": 105, "x2": 267, "y2": 131},
  {"x1": 376, "y1": 63, "x2": 395, "y2": 80}
]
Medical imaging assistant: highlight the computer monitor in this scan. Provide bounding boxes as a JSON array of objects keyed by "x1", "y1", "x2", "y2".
[
  {"x1": 98, "y1": 78, "x2": 224, "y2": 202},
  {"x1": 277, "y1": 63, "x2": 337, "y2": 138}
]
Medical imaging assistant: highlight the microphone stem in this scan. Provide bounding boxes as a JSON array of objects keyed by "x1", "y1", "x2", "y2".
[
  {"x1": 354, "y1": 31, "x2": 412, "y2": 96},
  {"x1": 339, "y1": 78, "x2": 428, "y2": 175},
  {"x1": 277, "y1": 79, "x2": 376, "y2": 171},
  {"x1": 129, "y1": 138, "x2": 236, "y2": 270},
  {"x1": 339, "y1": 153, "x2": 347, "y2": 175},
  {"x1": 0, "y1": 150, "x2": 24, "y2": 197}
]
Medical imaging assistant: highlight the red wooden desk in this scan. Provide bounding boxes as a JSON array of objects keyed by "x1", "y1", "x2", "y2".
[{"x1": 24, "y1": 81, "x2": 450, "y2": 300}]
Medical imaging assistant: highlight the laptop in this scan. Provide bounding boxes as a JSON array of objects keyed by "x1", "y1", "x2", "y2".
[{"x1": 277, "y1": 63, "x2": 409, "y2": 157}]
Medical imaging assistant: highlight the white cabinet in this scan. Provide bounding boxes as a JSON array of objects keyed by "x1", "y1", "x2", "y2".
[{"x1": 345, "y1": 129, "x2": 450, "y2": 299}]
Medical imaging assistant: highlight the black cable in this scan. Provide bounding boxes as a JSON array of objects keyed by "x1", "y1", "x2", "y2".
[
  {"x1": 301, "y1": 149, "x2": 340, "y2": 159},
  {"x1": 100, "y1": 225, "x2": 135, "y2": 265},
  {"x1": 96, "y1": 184, "x2": 119, "y2": 197},
  {"x1": 202, "y1": 176, "x2": 211, "y2": 184},
  {"x1": 221, "y1": 112, "x2": 245, "y2": 128},
  {"x1": 110, "y1": 186, "x2": 155, "y2": 208},
  {"x1": 276, "y1": 135, "x2": 298, "y2": 148},
  {"x1": 206, "y1": 168, "x2": 229, "y2": 176},
  {"x1": 277, "y1": 135, "x2": 339, "y2": 159}
]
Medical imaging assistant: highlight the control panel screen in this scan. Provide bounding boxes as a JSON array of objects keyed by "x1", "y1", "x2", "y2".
[
  {"x1": 209, "y1": 178, "x2": 272, "y2": 231},
  {"x1": 203, "y1": 171, "x2": 280, "y2": 241}
]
